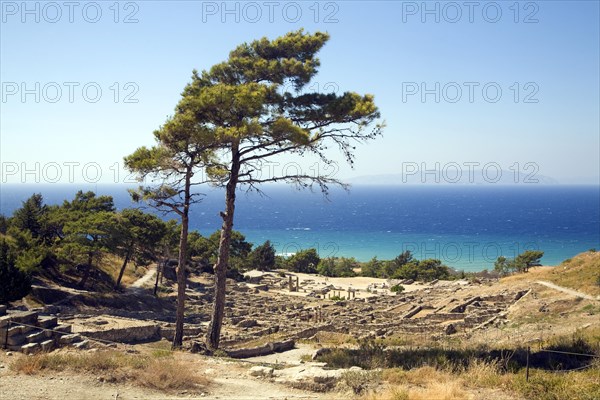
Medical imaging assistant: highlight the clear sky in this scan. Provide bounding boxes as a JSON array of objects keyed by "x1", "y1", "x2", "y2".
[{"x1": 1, "y1": 1, "x2": 599, "y2": 184}]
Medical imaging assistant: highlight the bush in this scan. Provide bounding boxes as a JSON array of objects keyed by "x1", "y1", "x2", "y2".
[
  {"x1": 390, "y1": 284, "x2": 405, "y2": 293},
  {"x1": 338, "y1": 370, "x2": 381, "y2": 395}
]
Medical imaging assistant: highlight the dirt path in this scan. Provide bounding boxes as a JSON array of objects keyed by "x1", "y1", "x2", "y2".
[
  {"x1": 0, "y1": 352, "x2": 330, "y2": 400},
  {"x1": 535, "y1": 281, "x2": 598, "y2": 301},
  {"x1": 130, "y1": 265, "x2": 157, "y2": 289}
]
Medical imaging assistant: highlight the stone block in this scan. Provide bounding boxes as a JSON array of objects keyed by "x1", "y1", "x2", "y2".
[
  {"x1": 54, "y1": 324, "x2": 72, "y2": 334},
  {"x1": 72, "y1": 340, "x2": 89, "y2": 350},
  {"x1": 21, "y1": 343, "x2": 41, "y2": 355},
  {"x1": 26, "y1": 331, "x2": 46, "y2": 343},
  {"x1": 59, "y1": 334, "x2": 82, "y2": 345},
  {"x1": 38, "y1": 316, "x2": 58, "y2": 329},
  {"x1": 8, "y1": 311, "x2": 38, "y2": 326},
  {"x1": 40, "y1": 340, "x2": 54, "y2": 352},
  {"x1": 6, "y1": 325, "x2": 22, "y2": 337},
  {"x1": 7, "y1": 334, "x2": 26, "y2": 346}
]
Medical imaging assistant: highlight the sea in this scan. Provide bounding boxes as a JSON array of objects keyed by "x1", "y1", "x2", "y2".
[{"x1": 1, "y1": 184, "x2": 598, "y2": 272}]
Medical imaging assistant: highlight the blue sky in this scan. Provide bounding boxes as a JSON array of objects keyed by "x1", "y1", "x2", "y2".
[{"x1": 1, "y1": 1, "x2": 599, "y2": 184}]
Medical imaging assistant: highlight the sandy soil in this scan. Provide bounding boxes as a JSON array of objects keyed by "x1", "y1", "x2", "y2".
[{"x1": 268, "y1": 271, "x2": 469, "y2": 299}]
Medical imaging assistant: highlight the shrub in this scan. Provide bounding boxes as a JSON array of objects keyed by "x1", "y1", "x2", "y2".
[
  {"x1": 338, "y1": 370, "x2": 381, "y2": 395},
  {"x1": 390, "y1": 284, "x2": 405, "y2": 293}
]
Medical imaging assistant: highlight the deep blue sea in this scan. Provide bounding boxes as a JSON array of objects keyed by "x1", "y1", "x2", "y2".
[{"x1": 1, "y1": 184, "x2": 599, "y2": 272}]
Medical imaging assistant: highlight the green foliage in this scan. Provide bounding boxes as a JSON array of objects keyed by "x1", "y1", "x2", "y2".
[
  {"x1": 246, "y1": 240, "x2": 276, "y2": 271},
  {"x1": 515, "y1": 250, "x2": 544, "y2": 272},
  {"x1": 62, "y1": 191, "x2": 115, "y2": 214},
  {"x1": 0, "y1": 215, "x2": 7, "y2": 235},
  {"x1": 392, "y1": 258, "x2": 450, "y2": 282},
  {"x1": 394, "y1": 250, "x2": 414, "y2": 267},
  {"x1": 361, "y1": 257, "x2": 383, "y2": 278},
  {"x1": 11, "y1": 193, "x2": 46, "y2": 239},
  {"x1": 495, "y1": 250, "x2": 545, "y2": 275},
  {"x1": 285, "y1": 248, "x2": 320, "y2": 273},
  {"x1": 358, "y1": 251, "x2": 449, "y2": 281},
  {"x1": 390, "y1": 284, "x2": 405, "y2": 293},
  {"x1": 0, "y1": 237, "x2": 31, "y2": 303},
  {"x1": 118, "y1": 209, "x2": 168, "y2": 265},
  {"x1": 317, "y1": 257, "x2": 358, "y2": 277},
  {"x1": 494, "y1": 256, "x2": 512, "y2": 276},
  {"x1": 187, "y1": 229, "x2": 254, "y2": 272},
  {"x1": 113, "y1": 209, "x2": 168, "y2": 288}
]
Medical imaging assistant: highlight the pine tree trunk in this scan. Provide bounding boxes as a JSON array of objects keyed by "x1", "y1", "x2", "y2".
[
  {"x1": 153, "y1": 259, "x2": 165, "y2": 296},
  {"x1": 78, "y1": 252, "x2": 94, "y2": 288},
  {"x1": 172, "y1": 171, "x2": 192, "y2": 349},
  {"x1": 207, "y1": 142, "x2": 241, "y2": 350},
  {"x1": 115, "y1": 246, "x2": 132, "y2": 290}
]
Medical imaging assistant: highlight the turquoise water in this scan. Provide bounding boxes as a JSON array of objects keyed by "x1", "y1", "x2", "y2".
[{"x1": 1, "y1": 184, "x2": 598, "y2": 271}]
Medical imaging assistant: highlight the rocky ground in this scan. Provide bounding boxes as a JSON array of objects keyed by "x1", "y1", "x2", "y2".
[{"x1": 1, "y1": 264, "x2": 598, "y2": 400}]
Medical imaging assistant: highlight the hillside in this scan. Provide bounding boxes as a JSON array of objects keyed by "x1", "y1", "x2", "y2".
[{"x1": 538, "y1": 251, "x2": 600, "y2": 297}]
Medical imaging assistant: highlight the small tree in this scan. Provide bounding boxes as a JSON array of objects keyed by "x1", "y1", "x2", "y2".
[
  {"x1": 124, "y1": 111, "x2": 217, "y2": 349},
  {"x1": 495, "y1": 250, "x2": 544, "y2": 275},
  {"x1": 514, "y1": 250, "x2": 544, "y2": 272},
  {"x1": 287, "y1": 249, "x2": 320, "y2": 273},
  {"x1": 114, "y1": 209, "x2": 168, "y2": 289},
  {"x1": 0, "y1": 238, "x2": 32, "y2": 304},
  {"x1": 247, "y1": 240, "x2": 276, "y2": 271},
  {"x1": 55, "y1": 191, "x2": 118, "y2": 288},
  {"x1": 316, "y1": 257, "x2": 336, "y2": 276},
  {"x1": 11, "y1": 193, "x2": 46, "y2": 239},
  {"x1": 318, "y1": 257, "x2": 358, "y2": 277},
  {"x1": 494, "y1": 256, "x2": 513, "y2": 276},
  {"x1": 154, "y1": 219, "x2": 180, "y2": 295},
  {"x1": 361, "y1": 257, "x2": 383, "y2": 278}
]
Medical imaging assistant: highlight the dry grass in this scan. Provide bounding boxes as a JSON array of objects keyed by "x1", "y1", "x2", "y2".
[
  {"x1": 10, "y1": 350, "x2": 210, "y2": 393},
  {"x1": 301, "y1": 331, "x2": 358, "y2": 347},
  {"x1": 365, "y1": 369, "x2": 468, "y2": 400},
  {"x1": 541, "y1": 251, "x2": 600, "y2": 296},
  {"x1": 501, "y1": 251, "x2": 600, "y2": 297},
  {"x1": 369, "y1": 357, "x2": 600, "y2": 400},
  {"x1": 229, "y1": 332, "x2": 287, "y2": 349},
  {"x1": 97, "y1": 254, "x2": 149, "y2": 287},
  {"x1": 135, "y1": 358, "x2": 211, "y2": 391}
]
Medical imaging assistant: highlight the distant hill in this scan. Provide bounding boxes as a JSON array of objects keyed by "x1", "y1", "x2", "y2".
[{"x1": 348, "y1": 170, "x2": 559, "y2": 185}]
